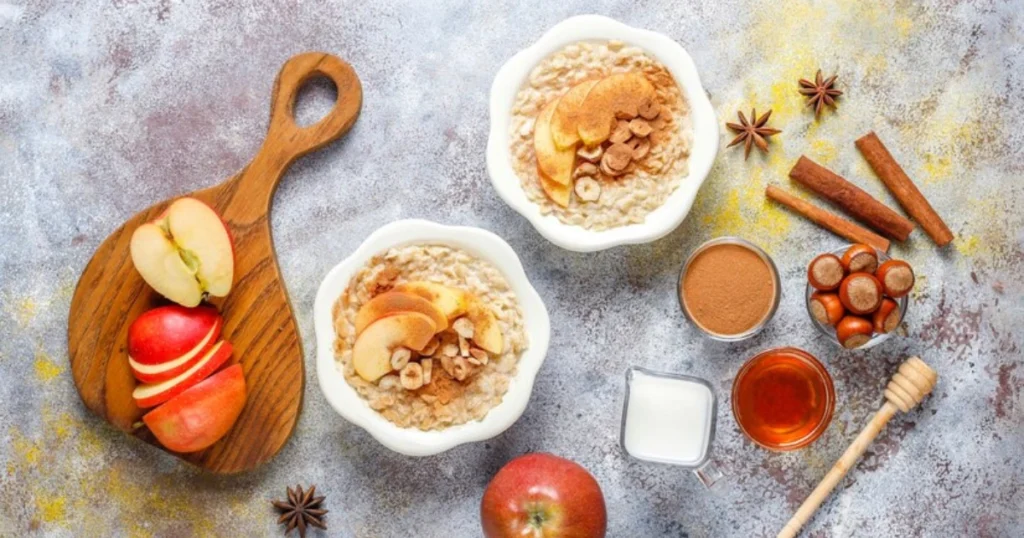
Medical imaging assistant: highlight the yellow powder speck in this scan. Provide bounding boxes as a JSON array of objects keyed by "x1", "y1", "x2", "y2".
[
  {"x1": 36, "y1": 497, "x2": 66, "y2": 523},
  {"x1": 701, "y1": 168, "x2": 793, "y2": 253},
  {"x1": 11, "y1": 428, "x2": 42, "y2": 466},
  {"x1": 34, "y1": 351, "x2": 64, "y2": 382},
  {"x1": 16, "y1": 297, "x2": 37, "y2": 327},
  {"x1": 955, "y1": 235, "x2": 980, "y2": 257},
  {"x1": 894, "y1": 16, "x2": 914, "y2": 39},
  {"x1": 911, "y1": 274, "x2": 929, "y2": 301},
  {"x1": 809, "y1": 139, "x2": 838, "y2": 164},
  {"x1": 921, "y1": 153, "x2": 952, "y2": 185}
]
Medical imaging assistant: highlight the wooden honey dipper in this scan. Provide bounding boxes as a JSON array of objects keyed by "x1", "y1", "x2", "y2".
[{"x1": 778, "y1": 356, "x2": 938, "y2": 538}]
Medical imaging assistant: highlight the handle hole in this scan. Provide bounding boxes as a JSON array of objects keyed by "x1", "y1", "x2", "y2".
[{"x1": 293, "y1": 75, "x2": 338, "y2": 127}]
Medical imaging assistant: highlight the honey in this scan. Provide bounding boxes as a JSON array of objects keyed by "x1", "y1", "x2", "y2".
[{"x1": 731, "y1": 348, "x2": 835, "y2": 451}]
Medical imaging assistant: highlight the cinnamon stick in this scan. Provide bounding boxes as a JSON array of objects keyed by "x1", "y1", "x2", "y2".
[
  {"x1": 789, "y1": 156, "x2": 915, "y2": 241},
  {"x1": 766, "y1": 185, "x2": 890, "y2": 252},
  {"x1": 855, "y1": 132, "x2": 954, "y2": 247}
]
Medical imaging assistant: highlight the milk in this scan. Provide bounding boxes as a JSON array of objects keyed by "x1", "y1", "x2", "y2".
[{"x1": 622, "y1": 368, "x2": 715, "y2": 467}]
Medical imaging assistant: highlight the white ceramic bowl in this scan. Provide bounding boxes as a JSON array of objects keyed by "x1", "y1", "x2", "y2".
[
  {"x1": 487, "y1": 15, "x2": 719, "y2": 252},
  {"x1": 313, "y1": 219, "x2": 551, "y2": 456}
]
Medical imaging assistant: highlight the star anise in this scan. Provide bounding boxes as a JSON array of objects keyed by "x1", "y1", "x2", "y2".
[
  {"x1": 798, "y1": 70, "x2": 843, "y2": 118},
  {"x1": 272, "y1": 484, "x2": 327, "y2": 537},
  {"x1": 726, "y1": 108, "x2": 781, "y2": 160}
]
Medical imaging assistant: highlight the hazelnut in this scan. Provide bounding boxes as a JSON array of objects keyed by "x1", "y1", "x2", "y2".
[
  {"x1": 451, "y1": 357, "x2": 471, "y2": 382},
  {"x1": 574, "y1": 176, "x2": 601, "y2": 202},
  {"x1": 638, "y1": 98, "x2": 661, "y2": 120},
  {"x1": 399, "y1": 362, "x2": 424, "y2": 390},
  {"x1": 838, "y1": 273, "x2": 883, "y2": 315},
  {"x1": 421, "y1": 358, "x2": 433, "y2": 384},
  {"x1": 628, "y1": 118, "x2": 653, "y2": 138},
  {"x1": 875, "y1": 260, "x2": 915, "y2": 298},
  {"x1": 631, "y1": 138, "x2": 651, "y2": 160},
  {"x1": 807, "y1": 253, "x2": 845, "y2": 291},
  {"x1": 872, "y1": 298, "x2": 901, "y2": 333},
  {"x1": 574, "y1": 162, "x2": 599, "y2": 178},
  {"x1": 452, "y1": 317, "x2": 474, "y2": 339},
  {"x1": 610, "y1": 120, "x2": 632, "y2": 144},
  {"x1": 841, "y1": 244, "x2": 879, "y2": 274},
  {"x1": 809, "y1": 292, "x2": 845, "y2": 326},
  {"x1": 577, "y1": 145, "x2": 603, "y2": 163},
  {"x1": 390, "y1": 347, "x2": 412, "y2": 371},
  {"x1": 836, "y1": 316, "x2": 874, "y2": 349}
]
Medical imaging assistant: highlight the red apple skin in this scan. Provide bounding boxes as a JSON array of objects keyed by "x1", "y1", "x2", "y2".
[
  {"x1": 133, "y1": 341, "x2": 233, "y2": 408},
  {"x1": 481, "y1": 453, "x2": 607, "y2": 538},
  {"x1": 128, "y1": 305, "x2": 222, "y2": 365},
  {"x1": 143, "y1": 364, "x2": 246, "y2": 453}
]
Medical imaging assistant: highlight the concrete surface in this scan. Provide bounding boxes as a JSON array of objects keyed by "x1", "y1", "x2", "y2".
[{"x1": 2, "y1": 1, "x2": 1022, "y2": 536}]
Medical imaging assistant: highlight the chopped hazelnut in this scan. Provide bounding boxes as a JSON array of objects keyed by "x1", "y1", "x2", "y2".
[
  {"x1": 452, "y1": 317, "x2": 474, "y2": 339},
  {"x1": 399, "y1": 362, "x2": 423, "y2": 390},
  {"x1": 390, "y1": 347, "x2": 412, "y2": 371}
]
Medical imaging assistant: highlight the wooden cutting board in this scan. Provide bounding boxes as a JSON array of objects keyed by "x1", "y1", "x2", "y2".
[{"x1": 67, "y1": 52, "x2": 361, "y2": 473}]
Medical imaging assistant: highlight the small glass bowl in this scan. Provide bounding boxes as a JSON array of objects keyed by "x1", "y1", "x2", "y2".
[
  {"x1": 805, "y1": 245, "x2": 909, "y2": 350},
  {"x1": 678, "y1": 237, "x2": 782, "y2": 341},
  {"x1": 731, "y1": 347, "x2": 835, "y2": 451}
]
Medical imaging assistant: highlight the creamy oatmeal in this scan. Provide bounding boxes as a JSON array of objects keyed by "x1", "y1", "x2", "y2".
[
  {"x1": 509, "y1": 40, "x2": 693, "y2": 231},
  {"x1": 333, "y1": 244, "x2": 528, "y2": 430}
]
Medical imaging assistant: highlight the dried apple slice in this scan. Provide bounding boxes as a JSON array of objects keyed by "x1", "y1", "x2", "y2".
[
  {"x1": 576, "y1": 73, "x2": 656, "y2": 147},
  {"x1": 534, "y1": 97, "x2": 576, "y2": 187},
  {"x1": 353, "y1": 313, "x2": 437, "y2": 382},
  {"x1": 354, "y1": 291, "x2": 449, "y2": 335},
  {"x1": 392, "y1": 282, "x2": 471, "y2": 321},
  {"x1": 466, "y1": 301, "x2": 503, "y2": 354},
  {"x1": 550, "y1": 79, "x2": 600, "y2": 150},
  {"x1": 539, "y1": 168, "x2": 571, "y2": 208}
]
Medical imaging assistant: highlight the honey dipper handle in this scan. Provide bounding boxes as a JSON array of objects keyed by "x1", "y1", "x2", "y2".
[{"x1": 777, "y1": 402, "x2": 899, "y2": 538}]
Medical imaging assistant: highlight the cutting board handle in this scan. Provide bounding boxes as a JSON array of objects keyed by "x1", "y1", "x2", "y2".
[{"x1": 230, "y1": 52, "x2": 362, "y2": 217}]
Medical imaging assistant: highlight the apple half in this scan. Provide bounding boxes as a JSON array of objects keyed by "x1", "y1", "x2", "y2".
[
  {"x1": 354, "y1": 291, "x2": 449, "y2": 336},
  {"x1": 143, "y1": 364, "x2": 246, "y2": 453},
  {"x1": 130, "y1": 197, "x2": 234, "y2": 307},
  {"x1": 133, "y1": 340, "x2": 233, "y2": 408},
  {"x1": 353, "y1": 312, "x2": 437, "y2": 382}
]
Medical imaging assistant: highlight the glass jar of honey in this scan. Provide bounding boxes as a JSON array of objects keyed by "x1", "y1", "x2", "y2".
[{"x1": 731, "y1": 347, "x2": 835, "y2": 451}]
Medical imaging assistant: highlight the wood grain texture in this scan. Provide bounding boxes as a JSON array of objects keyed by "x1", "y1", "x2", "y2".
[{"x1": 67, "y1": 52, "x2": 362, "y2": 474}]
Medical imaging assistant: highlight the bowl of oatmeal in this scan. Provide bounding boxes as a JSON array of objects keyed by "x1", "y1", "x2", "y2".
[
  {"x1": 314, "y1": 219, "x2": 550, "y2": 456},
  {"x1": 487, "y1": 15, "x2": 718, "y2": 252}
]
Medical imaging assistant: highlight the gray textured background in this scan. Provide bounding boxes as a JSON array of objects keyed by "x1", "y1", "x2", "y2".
[{"x1": 2, "y1": 1, "x2": 1022, "y2": 537}]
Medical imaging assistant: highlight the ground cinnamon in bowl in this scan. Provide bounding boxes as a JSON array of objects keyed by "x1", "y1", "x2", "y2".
[{"x1": 678, "y1": 238, "x2": 780, "y2": 340}]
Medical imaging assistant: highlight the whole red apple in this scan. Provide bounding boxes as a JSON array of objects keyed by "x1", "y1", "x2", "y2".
[{"x1": 481, "y1": 453, "x2": 607, "y2": 538}]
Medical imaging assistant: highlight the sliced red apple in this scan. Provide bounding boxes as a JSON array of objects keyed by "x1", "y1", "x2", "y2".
[
  {"x1": 130, "y1": 197, "x2": 234, "y2": 307},
  {"x1": 129, "y1": 317, "x2": 222, "y2": 383},
  {"x1": 132, "y1": 340, "x2": 233, "y2": 408},
  {"x1": 143, "y1": 364, "x2": 246, "y2": 453},
  {"x1": 127, "y1": 305, "x2": 222, "y2": 365}
]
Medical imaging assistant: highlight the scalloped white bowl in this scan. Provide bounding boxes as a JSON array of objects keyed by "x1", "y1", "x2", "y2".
[
  {"x1": 487, "y1": 15, "x2": 719, "y2": 252},
  {"x1": 313, "y1": 219, "x2": 551, "y2": 456}
]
